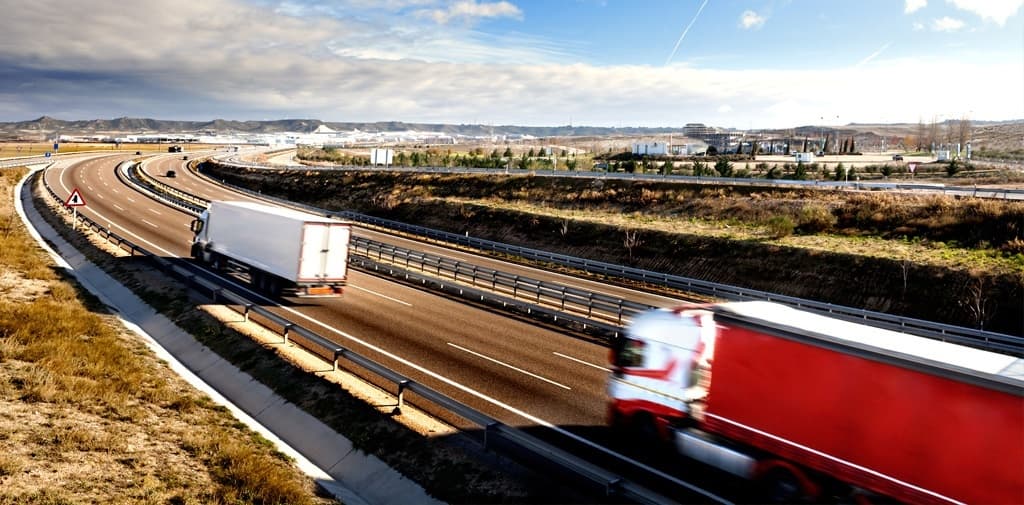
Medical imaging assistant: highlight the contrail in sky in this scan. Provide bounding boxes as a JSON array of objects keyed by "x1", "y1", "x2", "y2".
[{"x1": 665, "y1": 0, "x2": 710, "y2": 66}]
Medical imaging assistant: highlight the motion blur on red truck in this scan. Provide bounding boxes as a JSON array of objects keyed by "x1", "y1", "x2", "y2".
[{"x1": 608, "y1": 301, "x2": 1024, "y2": 503}]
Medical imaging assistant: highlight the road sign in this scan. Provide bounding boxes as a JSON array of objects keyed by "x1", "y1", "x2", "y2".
[
  {"x1": 65, "y1": 188, "x2": 86, "y2": 207},
  {"x1": 44, "y1": 152, "x2": 51, "y2": 158},
  {"x1": 53, "y1": 142, "x2": 59, "y2": 151}
]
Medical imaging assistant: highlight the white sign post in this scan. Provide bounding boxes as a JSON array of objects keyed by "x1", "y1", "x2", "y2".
[{"x1": 65, "y1": 188, "x2": 86, "y2": 230}]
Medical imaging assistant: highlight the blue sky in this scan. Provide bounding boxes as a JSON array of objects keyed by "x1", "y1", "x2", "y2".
[{"x1": 0, "y1": 0, "x2": 1021, "y2": 129}]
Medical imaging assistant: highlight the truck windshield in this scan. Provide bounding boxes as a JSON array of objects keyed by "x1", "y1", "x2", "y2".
[{"x1": 612, "y1": 337, "x2": 645, "y2": 368}]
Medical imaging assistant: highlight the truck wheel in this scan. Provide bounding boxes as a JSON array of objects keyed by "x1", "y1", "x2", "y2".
[{"x1": 759, "y1": 467, "x2": 807, "y2": 504}]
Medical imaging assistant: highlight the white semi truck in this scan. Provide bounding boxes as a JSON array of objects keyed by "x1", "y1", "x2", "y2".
[{"x1": 190, "y1": 201, "x2": 351, "y2": 297}]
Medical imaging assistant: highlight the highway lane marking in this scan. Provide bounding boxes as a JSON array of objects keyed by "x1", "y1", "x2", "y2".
[
  {"x1": 113, "y1": 204, "x2": 125, "y2": 211},
  {"x1": 553, "y1": 351, "x2": 612, "y2": 372},
  {"x1": 147, "y1": 208, "x2": 162, "y2": 215},
  {"x1": 141, "y1": 220, "x2": 159, "y2": 229},
  {"x1": 447, "y1": 342, "x2": 571, "y2": 390},
  {"x1": 126, "y1": 197, "x2": 136, "y2": 203},
  {"x1": 346, "y1": 284, "x2": 412, "y2": 306}
]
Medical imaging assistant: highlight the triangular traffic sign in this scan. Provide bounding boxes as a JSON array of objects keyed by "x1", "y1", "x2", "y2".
[{"x1": 65, "y1": 188, "x2": 86, "y2": 207}]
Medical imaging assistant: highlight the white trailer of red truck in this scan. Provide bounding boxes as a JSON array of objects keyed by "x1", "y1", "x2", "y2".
[
  {"x1": 608, "y1": 301, "x2": 1024, "y2": 504},
  {"x1": 190, "y1": 201, "x2": 351, "y2": 297}
]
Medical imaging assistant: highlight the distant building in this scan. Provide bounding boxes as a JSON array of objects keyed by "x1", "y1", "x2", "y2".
[
  {"x1": 632, "y1": 141, "x2": 668, "y2": 156},
  {"x1": 684, "y1": 123, "x2": 714, "y2": 138}
]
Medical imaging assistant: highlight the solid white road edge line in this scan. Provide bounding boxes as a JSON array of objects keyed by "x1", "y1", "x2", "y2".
[{"x1": 447, "y1": 342, "x2": 571, "y2": 390}]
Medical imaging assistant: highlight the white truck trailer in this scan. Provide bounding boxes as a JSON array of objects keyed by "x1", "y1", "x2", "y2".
[{"x1": 190, "y1": 201, "x2": 351, "y2": 297}]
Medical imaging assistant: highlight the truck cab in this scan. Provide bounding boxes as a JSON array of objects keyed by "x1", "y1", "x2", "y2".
[
  {"x1": 608, "y1": 308, "x2": 715, "y2": 436},
  {"x1": 189, "y1": 210, "x2": 210, "y2": 260}
]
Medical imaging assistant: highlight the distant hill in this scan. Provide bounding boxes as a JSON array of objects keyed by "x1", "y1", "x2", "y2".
[{"x1": 0, "y1": 116, "x2": 688, "y2": 139}]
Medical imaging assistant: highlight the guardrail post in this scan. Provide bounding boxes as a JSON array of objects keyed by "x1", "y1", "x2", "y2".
[
  {"x1": 394, "y1": 380, "x2": 410, "y2": 415},
  {"x1": 243, "y1": 304, "x2": 252, "y2": 322},
  {"x1": 483, "y1": 421, "x2": 499, "y2": 450},
  {"x1": 560, "y1": 286, "x2": 566, "y2": 310},
  {"x1": 617, "y1": 299, "x2": 624, "y2": 325},
  {"x1": 283, "y1": 323, "x2": 294, "y2": 345},
  {"x1": 333, "y1": 349, "x2": 342, "y2": 371}
]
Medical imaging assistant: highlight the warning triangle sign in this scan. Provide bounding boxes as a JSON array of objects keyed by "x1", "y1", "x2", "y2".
[{"x1": 65, "y1": 188, "x2": 86, "y2": 207}]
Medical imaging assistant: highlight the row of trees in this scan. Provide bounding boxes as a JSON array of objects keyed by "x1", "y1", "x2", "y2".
[{"x1": 911, "y1": 116, "x2": 972, "y2": 153}]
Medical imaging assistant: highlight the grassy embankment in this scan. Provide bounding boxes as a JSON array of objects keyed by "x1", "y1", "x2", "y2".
[
  {"x1": 0, "y1": 167, "x2": 329, "y2": 504},
  {"x1": 203, "y1": 163, "x2": 1024, "y2": 335}
]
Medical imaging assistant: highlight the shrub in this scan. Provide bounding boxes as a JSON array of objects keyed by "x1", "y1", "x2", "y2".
[
  {"x1": 947, "y1": 160, "x2": 960, "y2": 177},
  {"x1": 798, "y1": 204, "x2": 837, "y2": 233},
  {"x1": 765, "y1": 215, "x2": 796, "y2": 238}
]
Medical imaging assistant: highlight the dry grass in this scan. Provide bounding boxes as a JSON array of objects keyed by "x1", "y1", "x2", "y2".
[{"x1": 0, "y1": 166, "x2": 328, "y2": 504}]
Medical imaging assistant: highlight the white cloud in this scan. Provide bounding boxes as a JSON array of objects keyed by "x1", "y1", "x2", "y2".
[
  {"x1": 912, "y1": 21, "x2": 925, "y2": 30},
  {"x1": 0, "y1": 0, "x2": 1020, "y2": 128},
  {"x1": 739, "y1": 10, "x2": 765, "y2": 29},
  {"x1": 932, "y1": 16, "x2": 965, "y2": 30},
  {"x1": 905, "y1": 0, "x2": 927, "y2": 13},
  {"x1": 946, "y1": 0, "x2": 1023, "y2": 25},
  {"x1": 420, "y1": 0, "x2": 523, "y2": 24}
]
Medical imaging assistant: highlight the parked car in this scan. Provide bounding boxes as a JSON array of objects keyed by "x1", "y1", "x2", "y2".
[
  {"x1": 166, "y1": 170, "x2": 176, "y2": 178},
  {"x1": 892, "y1": 154, "x2": 904, "y2": 161}
]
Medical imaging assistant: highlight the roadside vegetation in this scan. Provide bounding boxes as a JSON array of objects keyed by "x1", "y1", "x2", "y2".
[
  {"x1": 203, "y1": 163, "x2": 1024, "y2": 335},
  {"x1": 0, "y1": 167, "x2": 330, "y2": 504}
]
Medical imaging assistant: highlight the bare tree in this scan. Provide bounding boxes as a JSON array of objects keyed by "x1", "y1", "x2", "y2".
[
  {"x1": 916, "y1": 118, "x2": 926, "y2": 151},
  {"x1": 927, "y1": 116, "x2": 939, "y2": 152},
  {"x1": 957, "y1": 115, "x2": 972, "y2": 153},
  {"x1": 900, "y1": 258, "x2": 911, "y2": 300},
  {"x1": 623, "y1": 229, "x2": 643, "y2": 261},
  {"x1": 559, "y1": 218, "x2": 570, "y2": 240},
  {"x1": 960, "y1": 275, "x2": 997, "y2": 331}
]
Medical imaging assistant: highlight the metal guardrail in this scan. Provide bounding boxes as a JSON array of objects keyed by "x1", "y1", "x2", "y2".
[
  {"x1": 130, "y1": 161, "x2": 641, "y2": 337},
  {"x1": 351, "y1": 236, "x2": 650, "y2": 329},
  {"x1": 35, "y1": 166, "x2": 709, "y2": 505},
  {"x1": 201, "y1": 158, "x2": 1024, "y2": 354}
]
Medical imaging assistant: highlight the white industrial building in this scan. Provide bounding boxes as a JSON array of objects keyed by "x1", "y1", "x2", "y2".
[{"x1": 632, "y1": 141, "x2": 669, "y2": 156}]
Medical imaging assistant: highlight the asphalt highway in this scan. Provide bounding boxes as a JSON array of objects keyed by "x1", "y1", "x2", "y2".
[{"x1": 43, "y1": 152, "x2": 626, "y2": 433}]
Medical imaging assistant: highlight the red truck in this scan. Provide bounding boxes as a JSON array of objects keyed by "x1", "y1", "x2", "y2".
[{"x1": 608, "y1": 301, "x2": 1023, "y2": 503}]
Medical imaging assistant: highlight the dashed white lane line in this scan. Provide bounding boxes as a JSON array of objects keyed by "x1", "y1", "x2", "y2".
[
  {"x1": 346, "y1": 284, "x2": 412, "y2": 306},
  {"x1": 147, "y1": 208, "x2": 161, "y2": 215},
  {"x1": 113, "y1": 204, "x2": 125, "y2": 211},
  {"x1": 141, "y1": 219, "x2": 159, "y2": 229},
  {"x1": 447, "y1": 342, "x2": 571, "y2": 390},
  {"x1": 552, "y1": 351, "x2": 612, "y2": 372}
]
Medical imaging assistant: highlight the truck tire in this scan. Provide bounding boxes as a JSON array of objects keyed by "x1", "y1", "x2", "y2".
[{"x1": 758, "y1": 467, "x2": 808, "y2": 504}]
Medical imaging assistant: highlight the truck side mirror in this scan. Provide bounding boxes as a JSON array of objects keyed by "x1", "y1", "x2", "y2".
[{"x1": 190, "y1": 219, "x2": 204, "y2": 234}]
